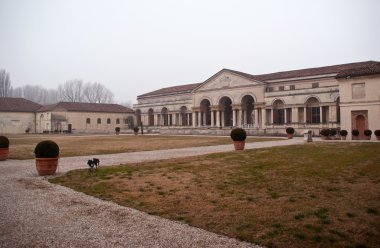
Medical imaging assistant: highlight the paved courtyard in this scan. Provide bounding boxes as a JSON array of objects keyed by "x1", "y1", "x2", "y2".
[{"x1": 0, "y1": 138, "x2": 303, "y2": 247}]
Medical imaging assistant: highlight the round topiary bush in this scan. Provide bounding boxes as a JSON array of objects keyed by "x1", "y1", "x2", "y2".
[
  {"x1": 133, "y1": 127, "x2": 139, "y2": 133},
  {"x1": 0, "y1": 136, "x2": 10, "y2": 148},
  {"x1": 115, "y1": 127, "x2": 120, "y2": 132},
  {"x1": 375, "y1": 130, "x2": 380, "y2": 136},
  {"x1": 230, "y1": 128, "x2": 247, "y2": 141},
  {"x1": 364, "y1": 129, "x2": 372, "y2": 136},
  {"x1": 320, "y1": 129, "x2": 330, "y2": 136},
  {"x1": 329, "y1": 129, "x2": 337, "y2": 136},
  {"x1": 286, "y1": 127, "x2": 295, "y2": 134},
  {"x1": 339, "y1": 130, "x2": 348, "y2": 136},
  {"x1": 352, "y1": 129, "x2": 359, "y2": 136},
  {"x1": 34, "y1": 140, "x2": 60, "y2": 158}
]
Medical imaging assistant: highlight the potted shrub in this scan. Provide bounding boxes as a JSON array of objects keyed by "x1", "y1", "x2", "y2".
[
  {"x1": 115, "y1": 127, "x2": 120, "y2": 135},
  {"x1": 340, "y1": 130, "x2": 348, "y2": 140},
  {"x1": 364, "y1": 129, "x2": 372, "y2": 140},
  {"x1": 375, "y1": 130, "x2": 380, "y2": 141},
  {"x1": 230, "y1": 128, "x2": 247, "y2": 150},
  {"x1": 285, "y1": 127, "x2": 295, "y2": 139},
  {"x1": 34, "y1": 140, "x2": 60, "y2": 176},
  {"x1": 329, "y1": 129, "x2": 337, "y2": 139},
  {"x1": 320, "y1": 129, "x2": 330, "y2": 140},
  {"x1": 352, "y1": 129, "x2": 359, "y2": 140},
  {"x1": 0, "y1": 136, "x2": 10, "y2": 161},
  {"x1": 133, "y1": 127, "x2": 139, "y2": 135}
]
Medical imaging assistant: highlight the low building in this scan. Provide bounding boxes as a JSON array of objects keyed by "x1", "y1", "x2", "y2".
[
  {"x1": 0, "y1": 99, "x2": 135, "y2": 134},
  {"x1": 134, "y1": 61, "x2": 380, "y2": 139},
  {"x1": 0, "y1": 97, "x2": 42, "y2": 134}
]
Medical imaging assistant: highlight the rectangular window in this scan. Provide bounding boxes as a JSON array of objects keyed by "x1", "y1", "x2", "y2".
[
  {"x1": 352, "y1": 83, "x2": 365, "y2": 99},
  {"x1": 266, "y1": 87, "x2": 273, "y2": 92},
  {"x1": 311, "y1": 107, "x2": 320, "y2": 123},
  {"x1": 279, "y1": 86, "x2": 284, "y2": 91},
  {"x1": 312, "y1": 82, "x2": 319, "y2": 88},
  {"x1": 290, "y1": 85, "x2": 295, "y2": 90}
]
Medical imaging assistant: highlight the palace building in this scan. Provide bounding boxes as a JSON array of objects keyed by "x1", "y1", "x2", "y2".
[{"x1": 134, "y1": 61, "x2": 380, "y2": 139}]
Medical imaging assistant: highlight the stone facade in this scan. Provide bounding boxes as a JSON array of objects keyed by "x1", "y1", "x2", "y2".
[
  {"x1": 0, "y1": 99, "x2": 135, "y2": 134},
  {"x1": 134, "y1": 61, "x2": 380, "y2": 139}
]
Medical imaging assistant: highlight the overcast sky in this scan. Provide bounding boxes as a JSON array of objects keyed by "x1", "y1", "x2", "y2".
[{"x1": 1, "y1": 0, "x2": 379, "y2": 104}]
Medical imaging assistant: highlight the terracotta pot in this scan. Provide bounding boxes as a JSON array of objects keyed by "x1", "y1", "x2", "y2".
[
  {"x1": 0, "y1": 148, "x2": 9, "y2": 161},
  {"x1": 134, "y1": 132, "x2": 138, "y2": 135},
  {"x1": 376, "y1": 136, "x2": 380, "y2": 141},
  {"x1": 287, "y1": 134, "x2": 294, "y2": 139},
  {"x1": 35, "y1": 157, "x2": 59, "y2": 176},
  {"x1": 233, "y1": 140, "x2": 245, "y2": 150},
  {"x1": 321, "y1": 136, "x2": 329, "y2": 140},
  {"x1": 341, "y1": 136, "x2": 347, "y2": 140},
  {"x1": 116, "y1": 132, "x2": 120, "y2": 135},
  {"x1": 352, "y1": 136, "x2": 358, "y2": 140},
  {"x1": 364, "y1": 136, "x2": 371, "y2": 140}
]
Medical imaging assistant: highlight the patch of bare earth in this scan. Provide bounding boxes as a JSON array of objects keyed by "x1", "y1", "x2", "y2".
[{"x1": 50, "y1": 143, "x2": 380, "y2": 248}]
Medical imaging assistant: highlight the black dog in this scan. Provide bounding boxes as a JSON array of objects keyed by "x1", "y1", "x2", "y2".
[{"x1": 87, "y1": 158, "x2": 100, "y2": 171}]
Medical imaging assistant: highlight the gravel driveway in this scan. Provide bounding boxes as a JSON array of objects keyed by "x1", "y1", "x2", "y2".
[{"x1": 0, "y1": 138, "x2": 303, "y2": 247}]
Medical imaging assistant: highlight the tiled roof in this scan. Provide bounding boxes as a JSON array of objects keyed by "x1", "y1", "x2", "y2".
[
  {"x1": 37, "y1": 102, "x2": 134, "y2": 113},
  {"x1": 0, "y1": 97, "x2": 42, "y2": 112},
  {"x1": 335, "y1": 62, "x2": 380, "y2": 79},
  {"x1": 137, "y1": 61, "x2": 379, "y2": 98},
  {"x1": 137, "y1": 83, "x2": 202, "y2": 98},
  {"x1": 226, "y1": 61, "x2": 379, "y2": 81}
]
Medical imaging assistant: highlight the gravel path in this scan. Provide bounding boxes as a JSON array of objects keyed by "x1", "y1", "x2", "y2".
[{"x1": 0, "y1": 138, "x2": 303, "y2": 248}]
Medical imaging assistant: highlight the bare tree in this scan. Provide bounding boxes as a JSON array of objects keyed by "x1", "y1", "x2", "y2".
[
  {"x1": 83, "y1": 82, "x2": 114, "y2": 103},
  {"x1": 11, "y1": 85, "x2": 59, "y2": 104},
  {"x1": 58, "y1": 79, "x2": 83, "y2": 102},
  {"x1": 0, "y1": 70, "x2": 11, "y2": 97}
]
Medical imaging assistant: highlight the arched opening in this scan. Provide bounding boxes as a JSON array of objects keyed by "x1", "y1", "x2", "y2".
[
  {"x1": 219, "y1": 96, "x2": 233, "y2": 127},
  {"x1": 107, "y1": 118, "x2": 111, "y2": 124},
  {"x1": 200, "y1": 99, "x2": 211, "y2": 126},
  {"x1": 97, "y1": 118, "x2": 101, "y2": 124},
  {"x1": 116, "y1": 118, "x2": 120, "y2": 124},
  {"x1": 306, "y1": 97, "x2": 320, "y2": 124},
  {"x1": 273, "y1": 99, "x2": 285, "y2": 125},
  {"x1": 180, "y1": 106, "x2": 188, "y2": 126},
  {"x1": 86, "y1": 118, "x2": 91, "y2": 124},
  {"x1": 241, "y1": 95, "x2": 254, "y2": 126},
  {"x1": 161, "y1": 107, "x2": 169, "y2": 126},
  {"x1": 135, "y1": 109, "x2": 141, "y2": 126},
  {"x1": 148, "y1": 109, "x2": 154, "y2": 126}
]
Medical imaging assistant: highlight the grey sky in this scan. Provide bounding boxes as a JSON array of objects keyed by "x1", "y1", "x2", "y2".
[{"x1": 1, "y1": 0, "x2": 379, "y2": 104}]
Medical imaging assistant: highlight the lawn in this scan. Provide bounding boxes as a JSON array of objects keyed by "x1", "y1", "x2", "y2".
[
  {"x1": 50, "y1": 142, "x2": 380, "y2": 248},
  {"x1": 7, "y1": 134, "x2": 279, "y2": 160}
]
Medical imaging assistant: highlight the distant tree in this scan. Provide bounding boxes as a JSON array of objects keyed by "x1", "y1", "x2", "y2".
[
  {"x1": 0, "y1": 70, "x2": 11, "y2": 97},
  {"x1": 83, "y1": 82, "x2": 114, "y2": 103},
  {"x1": 119, "y1": 100, "x2": 133, "y2": 108},
  {"x1": 58, "y1": 79, "x2": 83, "y2": 102},
  {"x1": 11, "y1": 85, "x2": 59, "y2": 104}
]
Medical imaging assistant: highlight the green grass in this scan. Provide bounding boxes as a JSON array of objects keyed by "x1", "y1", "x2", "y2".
[{"x1": 50, "y1": 142, "x2": 380, "y2": 248}]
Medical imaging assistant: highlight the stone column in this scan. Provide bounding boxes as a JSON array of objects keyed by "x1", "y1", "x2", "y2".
[
  {"x1": 192, "y1": 112, "x2": 197, "y2": 127},
  {"x1": 221, "y1": 112, "x2": 225, "y2": 127},
  {"x1": 238, "y1": 109, "x2": 242, "y2": 127},
  {"x1": 232, "y1": 109, "x2": 236, "y2": 127},
  {"x1": 211, "y1": 111, "x2": 215, "y2": 127},
  {"x1": 254, "y1": 109, "x2": 259, "y2": 127},
  {"x1": 262, "y1": 109, "x2": 267, "y2": 127},
  {"x1": 172, "y1": 113, "x2": 176, "y2": 126},
  {"x1": 292, "y1": 108, "x2": 298, "y2": 125},
  {"x1": 319, "y1": 106, "x2": 323, "y2": 124},
  {"x1": 270, "y1": 109, "x2": 273, "y2": 125},
  {"x1": 216, "y1": 110, "x2": 220, "y2": 127},
  {"x1": 284, "y1": 108, "x2": 287, "y2": 125},
  {"x1": 198, "y1": 112, "x2": 202, "y2": 127}
]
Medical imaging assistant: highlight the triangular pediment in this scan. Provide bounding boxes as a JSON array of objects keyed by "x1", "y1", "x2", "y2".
[{"x1": 193, "y1": 69, "x2": 264, "y2": 92}]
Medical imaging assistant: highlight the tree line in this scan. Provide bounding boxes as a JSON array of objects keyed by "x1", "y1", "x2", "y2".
[{"x1": 0, "y1": 69, "x2": 116, "y2": 105}]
